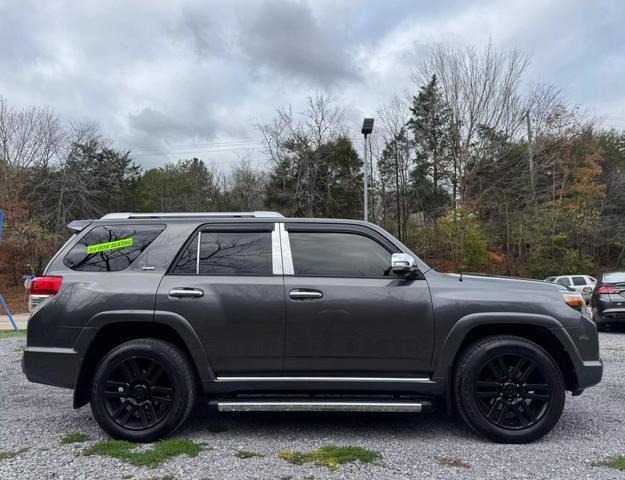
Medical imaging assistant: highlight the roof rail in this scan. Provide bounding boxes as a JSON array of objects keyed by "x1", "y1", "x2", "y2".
[{"x1": 100, "y1": 211, "x2": 284, "y2": 220}]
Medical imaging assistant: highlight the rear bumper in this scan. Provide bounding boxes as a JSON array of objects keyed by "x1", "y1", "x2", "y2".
[
  {"x1": 595, "y1": 308, "x2": 625, "y2": 323},
  {"x1": 22, "y1": 346, "x2": 80, "y2": 389}
]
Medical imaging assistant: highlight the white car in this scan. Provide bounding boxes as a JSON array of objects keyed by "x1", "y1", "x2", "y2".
[{"x1": 544, "y1": 275, "x2": 596, "y2": 302}]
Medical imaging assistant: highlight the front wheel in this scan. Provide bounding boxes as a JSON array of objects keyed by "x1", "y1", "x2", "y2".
[
  {"x1": 90, "y1": 338, "x2": 196, "y2": 443},
  {"x1": 454, "y1": 335, "x2": 565, "y2": 443}
]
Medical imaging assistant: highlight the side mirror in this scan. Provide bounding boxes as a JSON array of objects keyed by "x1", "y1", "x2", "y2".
[
  {"x1": 391, "y1": 253, "x2": 417, "y2": 276},
  {"x1": 583, "y1": 287, "x2": 592, "y2": 293}
]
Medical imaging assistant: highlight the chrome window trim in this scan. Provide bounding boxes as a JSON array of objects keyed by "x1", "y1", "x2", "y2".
[
  {"x1": 195, "y1": 231, "x2": 202, "y2": 274},
  {"x1": 271, "y1": 223, "x2": 283, "y2": 275},
  {"x1": 279, "y1": 223, "x2": 294, "y2": 275}
]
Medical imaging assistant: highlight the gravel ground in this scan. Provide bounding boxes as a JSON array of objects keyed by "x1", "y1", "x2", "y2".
[{"x1": 1, "y1": 333, "x2": 625, "y2": 480}]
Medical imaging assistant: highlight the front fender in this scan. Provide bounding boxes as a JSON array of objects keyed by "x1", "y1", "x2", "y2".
[{"x1": 431, "y1": 312, "x2": 582, "y2": 381}]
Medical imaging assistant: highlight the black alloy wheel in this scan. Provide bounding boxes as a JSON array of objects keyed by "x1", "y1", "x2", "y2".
[
  {"x1": 454, "y1": 335, "x2": 565, "y2": 443},
  {"x1": 91, "y1": 338, "x2": 196, "y2": 443},
  {"x1": 474, "y1": 353, "x2": 551, "y2": 430},
  {"x1": 102, "y1": 355, "x2": 174, "y2": 430}
]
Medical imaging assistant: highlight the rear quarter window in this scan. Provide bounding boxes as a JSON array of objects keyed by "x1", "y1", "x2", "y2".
[{"x1": 63, "y1": 224, "x2": 166, "y2": 272}]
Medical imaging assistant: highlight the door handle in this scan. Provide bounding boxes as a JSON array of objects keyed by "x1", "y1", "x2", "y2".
[
  {"x1": 169, "y1": 288, "x2": 204, "y2": 298},
  {"x1": 289, "y1": 289, "x2": 323, "y2": 300}
]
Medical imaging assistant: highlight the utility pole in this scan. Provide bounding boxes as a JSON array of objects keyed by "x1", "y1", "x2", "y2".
[
  {"x1": 526, "y1": 110, "x2": 535, "y2": 205},
  {"x1": 361, "y1": 118, "x2": 374, "y2": 222}
]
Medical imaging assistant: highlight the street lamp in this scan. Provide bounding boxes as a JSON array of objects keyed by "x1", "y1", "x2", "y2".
[{"x1": 361, "y1": 118, "x2": 374, "y2": 222}]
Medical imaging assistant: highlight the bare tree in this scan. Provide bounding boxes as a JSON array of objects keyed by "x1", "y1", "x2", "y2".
[
  {"x1": 413, "y1": 42, "x2": 531, "y2": 206},
  {"x1": 0, "y1": 96, "x2": 64, "y2": 202}
]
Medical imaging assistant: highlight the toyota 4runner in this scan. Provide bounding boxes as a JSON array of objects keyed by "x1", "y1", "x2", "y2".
[{"x1": 22, "y1": 211, "x2": 602, "y2": 443}]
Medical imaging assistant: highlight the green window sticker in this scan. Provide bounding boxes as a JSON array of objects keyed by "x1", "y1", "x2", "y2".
[{"x1": 86, "y1": 237, "x2": 134, "y2": 254}]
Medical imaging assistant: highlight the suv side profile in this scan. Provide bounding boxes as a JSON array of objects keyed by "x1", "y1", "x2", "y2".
[{"x1": 23, "y1": 212, "x2": 602, "y2": 444}]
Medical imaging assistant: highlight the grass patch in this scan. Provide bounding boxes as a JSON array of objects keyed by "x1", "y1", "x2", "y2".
[
  {"x1": 206, "y1": 425, "x2": 228, "y2": 433},
  {"x1": 594, "y1": 455, "x2": 625, "y2": 471},
  {"x1": 0, "y1": 330, "x2": 26, "y2": 339},
  {"x1": 60, "y1": 433, "x2": 90, "y2": 444},
  {"x1": 278, "y1": 445, "x2": 381, "y2": 471},
  {"x1": 0, "y1": 447, "x2": 29, "y2": 460},
  {"x1": 235, "y1": 450, "x2": 264, "y2": 459},
  {"x1": 83, "y1": 439, "x2": 201, "y2": 468},
  {"x1": 437, "y1": 456, "x2": 470, "y2": 469},
  {"x1": 143, "y1": 476, "x2": 175, "y2": 480}
]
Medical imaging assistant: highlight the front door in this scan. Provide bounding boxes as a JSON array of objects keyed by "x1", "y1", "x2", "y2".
[
  {"x1": 155, "y1": 223, "x2": 285, "y2": 375},
  {"x1": 281, "y1": 223, "x2": 434, "y2": 376}
]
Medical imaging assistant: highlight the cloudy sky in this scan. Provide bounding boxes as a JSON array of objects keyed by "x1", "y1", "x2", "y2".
[{"x1": 1, "y1": 0, "x2": 624, "y2": 170}]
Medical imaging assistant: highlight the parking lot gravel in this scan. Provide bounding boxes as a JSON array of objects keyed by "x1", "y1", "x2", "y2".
[{"x1": 1, "y1": 333, "x2": 625, "y2": 480}]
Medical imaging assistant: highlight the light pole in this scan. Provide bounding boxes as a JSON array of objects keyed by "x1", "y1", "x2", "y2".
[{"x1": 361, "y1": 118, "x2": 374, "y2": 222}]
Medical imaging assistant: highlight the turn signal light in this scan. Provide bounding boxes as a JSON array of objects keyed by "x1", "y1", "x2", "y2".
[
  {"x1": 562, "y1": 293, "x2": 584, "y2": 311},
  {"x1": 29, "y1": 276, "x2": 63, "y2": 295}
]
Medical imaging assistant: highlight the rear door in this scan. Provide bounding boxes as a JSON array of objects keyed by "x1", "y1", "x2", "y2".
[
  {"x1": 280, "y1": 222, "x2": 434, "y2": 376},
  {"x1": 155, "y1": 223, "x2": 285, "y2": 375}
]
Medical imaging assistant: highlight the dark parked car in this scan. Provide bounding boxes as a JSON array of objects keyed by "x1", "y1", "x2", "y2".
[
  {"x1": 22, "y1": 212, "x2": 602, "y2": 444},
  {"x1": 591, "y1": 271, "x2": 625, "y2": 331}
]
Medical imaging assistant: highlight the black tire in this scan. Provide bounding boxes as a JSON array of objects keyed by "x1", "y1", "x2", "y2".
[
  {"x1": 90, "y1": 338, "x2": 196, "y2": 443},
  {"x1": 454, "y1": 335, "x2": 565, "y2": 444},
  {"x1": 597, "y1": 323, "x2": 607, "y2": 332}
]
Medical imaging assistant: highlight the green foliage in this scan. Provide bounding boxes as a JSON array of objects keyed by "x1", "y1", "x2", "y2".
[
  {"x1": 135, "y1": 158, "x2": 220, "y2": 212},
  {"x1": 0, "y1": 330, "x2": 26, "y2": 339},
  {"x1": 82, "y1": 439, "x2": 201, "y2": 468},
  {"x1": 60, "y1": 433, "x2": 90, "y2": 444},
  {"x1": 278, "y1": 445, "x2": 381, "y2": 471},
  {"x1": 266, "y1": 135, "x2": 362, "y2": 218},
  {"x1": 463, "y1": 223, "x2": 489, "y2": 272},
  {"x1": 594, "y1": 455, "x2": 625, "y2": 471},
  {"x1": 0, "y1": 447, "x2": 29, "y2": 460},
  {"x1": 234, "y1": 450, "x2": 264, "y2": 459}
]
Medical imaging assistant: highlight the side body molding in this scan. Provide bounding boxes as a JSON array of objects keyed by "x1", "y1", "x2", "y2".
[{"x1": 431, "y1": 312, "x2": 582, "y2": 381}]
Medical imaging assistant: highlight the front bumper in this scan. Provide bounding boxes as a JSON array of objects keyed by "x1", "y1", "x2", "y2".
[
  {"x1": 575, "y1": 359, "x2": 603, "y2": 390},
  {"x1": 22, "y1": 346, "x2": 80, "y2": 389}
]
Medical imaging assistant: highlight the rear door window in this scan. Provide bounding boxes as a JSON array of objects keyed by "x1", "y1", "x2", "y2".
[
  {"x1": 171, "y1": 229, "x2": 273, "y2": 275},
  {"x1": 64, "y1": 224, "x2": 166, "y2": 272},
  {"x1": 571, "y1": 276, "x2": 587, "y2": 286},
  {"x1": 556, "y1": 277, "x2": 571, "y2": 287}
]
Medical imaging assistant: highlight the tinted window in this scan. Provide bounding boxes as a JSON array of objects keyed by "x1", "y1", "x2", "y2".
[
  {"x1": 172, "y1": 235, "x2": 198, "y2": 274},
  {"x1": 571, "y1": 276, "x2": 587, "y2": 286},
  {"x1": 603, "y1": 272, "x2": 625, "y2": 284},
  {"x1": 556, "y1": 277, "x2": 571, "y2": 287},
  {"x1": 64, "y1": 224, "x2": 165, "y2": 272},
  {"x1": 289, "y1": 232, "x2": 391, "y2": 277},
  {"x1": 172, "y1": 231, "x2": 272, "y2": 275},
  {"x1": 545, "y1": 277, "x2": 555, "y2": 282}
]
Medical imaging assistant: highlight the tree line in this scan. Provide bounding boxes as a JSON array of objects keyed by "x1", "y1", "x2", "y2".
[{"x1": 2, "y1": 42, "x2": 625, "y2": 293}]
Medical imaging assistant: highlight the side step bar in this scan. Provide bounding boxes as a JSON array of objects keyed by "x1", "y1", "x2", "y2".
[{"x1": 217, "y1": 400, "x2": 432, "y2": 413}]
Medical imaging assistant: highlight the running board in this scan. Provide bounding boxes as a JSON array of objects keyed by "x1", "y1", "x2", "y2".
[{"x1": 217, "y1": 400, "x2": 432, "y2": 413}]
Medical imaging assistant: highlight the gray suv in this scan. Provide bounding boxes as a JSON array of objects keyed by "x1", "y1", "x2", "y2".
[{"x1": 22, "y1": 212, "x2": 602, "y2": 444}]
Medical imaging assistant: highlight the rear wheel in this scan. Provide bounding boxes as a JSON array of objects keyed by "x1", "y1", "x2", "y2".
[
  {"x1": 454, "y1": 335, "x2": 565, "y2": 443},
  {"x1": 90, "y1": 338, "x2": 196, "y2": 443}
]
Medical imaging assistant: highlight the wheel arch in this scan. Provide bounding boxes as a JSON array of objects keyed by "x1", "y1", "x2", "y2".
[
  {"x1": 72, "y1": 310, "x2": 214, "y2": 408},
  {"x1": 433, "y1": 313, "x2": 579, "y2": 392}
]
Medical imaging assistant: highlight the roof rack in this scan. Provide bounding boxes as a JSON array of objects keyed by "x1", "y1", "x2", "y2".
[{"x1": 100, "y1": 211, "x2": 284, "y2": 220}]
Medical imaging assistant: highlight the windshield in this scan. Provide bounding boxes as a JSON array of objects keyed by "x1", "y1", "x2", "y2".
[{"x1": 603, "y1": 272, "x2": 625, "y2": 284}]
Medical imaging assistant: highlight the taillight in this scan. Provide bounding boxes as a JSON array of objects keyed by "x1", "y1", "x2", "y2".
[
  {"x1": 595, "y1": 285, "x2": 618, "y2": 295},
  {"x1": 29, "y1": 276, "x2": 63, "y2": 295}
]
